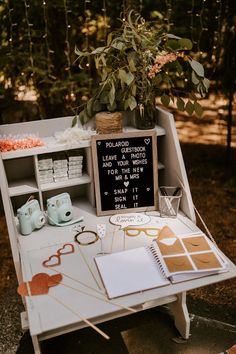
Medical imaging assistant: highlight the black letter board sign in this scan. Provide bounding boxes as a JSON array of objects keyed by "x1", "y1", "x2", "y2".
[{"x1": 91, "y1": 131, "x2": 158, "y2": 216}]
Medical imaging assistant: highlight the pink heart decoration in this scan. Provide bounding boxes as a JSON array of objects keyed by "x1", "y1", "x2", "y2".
[
  {"x1": 57, "y1": 243, "x2": 74, "y2": 256},
  {"x1": 42, "y1": 254, "x2": 61, "y2": 268}
]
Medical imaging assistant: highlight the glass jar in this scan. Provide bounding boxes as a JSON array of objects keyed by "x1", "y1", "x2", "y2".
[{"x1": 134, "y1": 103, "x2": 156, "y2": 130}]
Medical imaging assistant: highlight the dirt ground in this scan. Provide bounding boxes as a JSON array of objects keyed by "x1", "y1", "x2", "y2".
[
  {"x1": 175, "y1": 94, "x2": 236, "y2": 309},
  {"x1": 0, "y1": 94, "x2": 235, "y2": 315}
]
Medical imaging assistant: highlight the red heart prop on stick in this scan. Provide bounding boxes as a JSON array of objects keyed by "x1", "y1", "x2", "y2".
[
  {"x1": 42, "y1": 254, "x2": 61, "y2": 268},
  {"x1": 48, "y1": 273, "x2": 63, "y2": 287},
  {"x1": 57, "y1": 243, "x2": 74, "y2": 255},
  {"x1": 17, "y1": 272, "x2": 62, "y2": 297}
]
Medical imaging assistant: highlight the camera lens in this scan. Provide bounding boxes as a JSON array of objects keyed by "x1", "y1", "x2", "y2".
[
  {"x1": 33, "y1": 211, "x2": 46, "y2": 229},
  {"x1": 59, "y1": 204, "x2": 73, "y2": 222}
]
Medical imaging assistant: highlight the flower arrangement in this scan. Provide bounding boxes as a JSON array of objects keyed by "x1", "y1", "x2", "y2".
[{"x1": 75, "y1": 10, "x2": 209, "y2": 127}]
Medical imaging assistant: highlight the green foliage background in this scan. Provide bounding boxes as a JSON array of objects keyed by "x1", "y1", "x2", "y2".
[{"x1": 0, "y1": 0, "x2": 235, "y2": 121}]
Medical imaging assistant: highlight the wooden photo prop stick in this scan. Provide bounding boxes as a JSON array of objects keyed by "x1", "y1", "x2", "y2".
[
  {"x1": 50, "y1": 268, "x2": 104, "y2": 295},
  {"x1": 60, "y1": 281, "x2": 137, "y2": 314},
  {"x1": 110, "y1": 225, "x2": 117, "y2": 254},
  {"x1": 49, "y1": 293, "x2": 110, "y2": 340},
  {"x1": 77, "y1": 245, "x2": 102, "y2": 291},
  {"x1": 50, "y1": 268, "x2": 136, "y2": 313}
]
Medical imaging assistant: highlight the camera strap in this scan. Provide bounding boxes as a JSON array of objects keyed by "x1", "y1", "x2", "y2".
[{"x1": 48, "y1": 216, "x2": 84, "y2": 227}]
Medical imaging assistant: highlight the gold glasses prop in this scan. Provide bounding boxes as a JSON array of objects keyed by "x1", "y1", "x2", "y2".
[{"x1": 124, "y1": 227, "x2": 160, "y2": 237}]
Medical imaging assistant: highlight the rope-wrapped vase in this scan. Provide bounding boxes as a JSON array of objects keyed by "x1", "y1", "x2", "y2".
[{"x1": 95, "y1": 112, "x2": 123, "y2": 134}]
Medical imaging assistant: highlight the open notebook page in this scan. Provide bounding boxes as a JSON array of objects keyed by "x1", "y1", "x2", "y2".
[{"x1": 95, "y1": 247, "x2": 170, "y2": 299}]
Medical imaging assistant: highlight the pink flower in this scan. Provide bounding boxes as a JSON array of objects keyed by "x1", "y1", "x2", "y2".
[
  {"x1": 148, "y1": 53, "x2": 180, "y2": 79},
  {"x1": 0, "y1": 137, "x2": 45, "y2": 152}
]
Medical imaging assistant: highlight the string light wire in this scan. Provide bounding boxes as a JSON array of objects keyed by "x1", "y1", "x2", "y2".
[
  {"x1": 42, "y1": 0, "x2": 55, "y2": 77},
  {"x1": 63, "y1": 0, "x2": 72, "y2": 78},
  {"x1": 6, "y1": 1, "x2": 14, "y2": 54},
  {"x1": 23, "y1": 0, "x2": 34, "y2": 71},
  {"x1": 102, "y1": 0, "x2": 107, "y2": 42}
]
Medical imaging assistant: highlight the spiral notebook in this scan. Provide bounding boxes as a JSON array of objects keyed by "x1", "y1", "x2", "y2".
[
  {"x1": 95, "y1": 247, "x2": 170, "y2": 299},
  {"x1": 95, "y1": 233, "x2": 228, "y2": 299}
]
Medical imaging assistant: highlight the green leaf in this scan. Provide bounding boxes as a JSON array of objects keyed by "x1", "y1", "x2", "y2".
[
  {"x1": 100, "y1": 54, "x2": 106, "y2": 67},
  {"x1": 126, "y1": 72, "x2": 135, "y2": 85},
  {"x1": 132, "y1": 38, "x2": 137, "y2": 51},
  {"x1": 197, "y1": 82, "x2": 205, "y2": 96},
  {"x1": 189, "y1": 91, "x2": 197, "y2": 101},
  {"x1": 191, "y1": 71, "x2": 200, "y2": 85},
  {"x1": 179, "y1": 38, "x2": 193, "y2": 50},
  {"x1": 124, "y1": 99, "x2": 129, "y2": 110},
  {"x1": 161, "y1": 94, "x2": 170, "y2": 106},
  {"x1": 203, "y1": 78, "x2": 210, "y2": 91},
  {"x1": 91, "y1": 46, "x2": 106, "y2": 55},
  {"x1": 86, "y1": 98, "x2": 93, "y2": 117},
  {"x1": 93, "y1": 100, "x2": 103, "y2": 112},
  {"x1": 79, "y1": 110, "x2": 90, "y2": 125},
  {"x1": 118, "y1": 69, "x2": 127, "y2": 83},
  {"x1": 127, "y1": 96, "x2": 137, "y2": 111},
  {"x1": 176, "y1": 97, "x2": 185, "y2": 111},
  {"x1": 108, "y1": 82, "x2": 115, "y2": 107},
  {"x1": 185, "y1": 101, "x2": 194, "y2": 115},
  {"x1": 99, "y1": 90, "x2": 109, "y2": 104},
  {"x1": 167, "y1": 33, "x2": 181, "y2": 40},
  {"x1": 194, "y1": 101, "x2": 204, "y2": 117},
  {"x1": 189, "y1": 59, "x2": 204, "y2": 77},
  {"x1": 128, "y1": 57, "x2": 136, "y2": 72},
  {"x1": 175, "y1": 61, "x2": 183, "y2": 75},
  {"x1": 107, "y1": 102, "x2": 117, "y2": 111},
  {"x1": 131, "y1": 84, "x2": 137, "y2": 96},
  {"x1": 165, "y1": 39, "x2": 180, "y2": 51},
  {"x1": 152, "y1": 74, "x2": 162, "y2": 86},
  {"x1": 111, "y1": 41, "x2": 124, "y2": 51},
  {"x1": 101, "y1": 69, "x2": 108, "y2": 82},
  {"x1": 75, "y1": 47, "x2": 89, "y2": 57},
  {"x1": 107, "y1": 32, "x2": 113, "y2": 46},
  {"x1": 72, "y1": 115, "x2": 78, "y2": 127},
  {"x1": 118, "y1": 69, "x2": 134, "y2": 85}
]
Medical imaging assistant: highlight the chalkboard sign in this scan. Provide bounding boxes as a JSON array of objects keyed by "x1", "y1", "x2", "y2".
[{"x1": 91, "y1": 131, "x2": 158, "y2": 216}]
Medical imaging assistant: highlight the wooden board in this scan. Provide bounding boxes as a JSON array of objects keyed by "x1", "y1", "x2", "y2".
[{"x1": 91, "y1": 131, "x2": 158, "y2": 216}]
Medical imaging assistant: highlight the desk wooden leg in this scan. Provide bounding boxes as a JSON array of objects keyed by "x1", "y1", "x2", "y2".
[
  {"x1": 168, "y1": 292, "x2": 190, "y2": 339},
  {"x1": 31, "y1": 335, "x2": 41, "y2": 354}
]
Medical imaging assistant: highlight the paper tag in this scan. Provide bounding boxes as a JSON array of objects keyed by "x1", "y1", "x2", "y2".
[
  {"x1": 97, "y1": 224, "x2": 106, "y2": 238},
  {"x1": 110, "y1": 213, "x2": 150, "y2": 229}
]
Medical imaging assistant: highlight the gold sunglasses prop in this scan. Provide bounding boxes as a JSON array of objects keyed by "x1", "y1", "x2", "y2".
[{"x1": 124, "y1": 227, "x2": 160, "y2": 237}]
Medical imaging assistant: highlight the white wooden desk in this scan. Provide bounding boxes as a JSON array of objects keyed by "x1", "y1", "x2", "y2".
[
  {"x1": 19, "y1": 201, "x2": 236, "y2": 353},
  {"x1": 1, "y1": 108, "x2": 236, "y2": 353}
]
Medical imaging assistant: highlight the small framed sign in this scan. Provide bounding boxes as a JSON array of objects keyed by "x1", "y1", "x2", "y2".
[{"x1": 91, "y1": 131, "x2": 158, "y2": 216}]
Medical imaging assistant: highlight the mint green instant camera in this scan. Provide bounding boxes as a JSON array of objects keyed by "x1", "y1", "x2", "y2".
[{"x1": 17, "y1": 199, "x2": 46, "y2": 235}]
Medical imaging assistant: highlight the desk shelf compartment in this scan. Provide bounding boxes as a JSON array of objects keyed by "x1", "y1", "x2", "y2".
[
  {"x1": 4, "y1": 156, "x2": 38, "y2": 197},
  {"x1": 36, "y1": 147, "x2": 91, "y2": 189}
]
